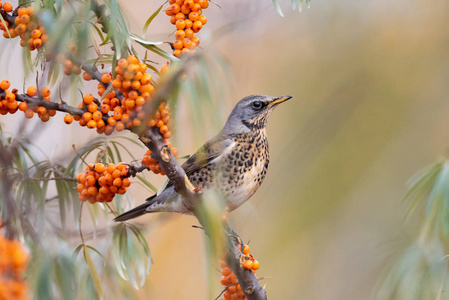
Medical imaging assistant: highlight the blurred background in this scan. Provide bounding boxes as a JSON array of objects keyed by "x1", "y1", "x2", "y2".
[{"x1": 2, "y1": 0, "x2": 449, "y2": 299}]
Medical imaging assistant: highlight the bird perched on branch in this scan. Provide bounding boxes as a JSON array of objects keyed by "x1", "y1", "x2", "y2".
[{"x1": 115, "y1": 95, "x2": 292, "y2": 221}]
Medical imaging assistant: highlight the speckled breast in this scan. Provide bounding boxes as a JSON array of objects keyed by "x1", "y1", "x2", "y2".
[{"x1": 218, "y1": 129, "x2": 270, "y2": 210}]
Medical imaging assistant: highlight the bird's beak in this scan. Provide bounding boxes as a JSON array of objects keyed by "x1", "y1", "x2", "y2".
[{"x1": 267, "y1": 95, "x2": 293, "y2": 107}]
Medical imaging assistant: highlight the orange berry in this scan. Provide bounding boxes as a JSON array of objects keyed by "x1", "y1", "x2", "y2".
[
  {"x1": 118, "y1": 58, "x2": 128, "y2": 69},
  {"x1": 160, "y1": 64, "x2": 169, "y2": 74},
  {"x1": 191, "y1": 3, "x2": 201, "y2": 12},
  {"x1": 87, "y1": 120, "x2": 97, "y2": 128},
  {"x1": 31, "y1": 29, "x2": 41, "y2": 39},
  {"x1": 77, "y1": 183, "x2": 85, "y2": 192},
  {"x1": 40, "y1": 87, "x2": 51, "y2": 97},
  {"x1": 199, "y1": 15, "x2": 207, "y2": 25},
  {"x1": 88, "y1": 103, "x2": 98, "y2": 113},
  {"x1": 131, "y1": 80, "x2": 141, "y2": 90},
  {"x1": 173, "y1": 40, "x2": 183, "y2": 50},
  {"x1": 101, "y1": 73, "x2": 112, "y2": 83},
  {"x1": 252, "y1": 260, "x2": 260, "y2": 270},
  {"x1": 188, "y1": 12, "x2": 199, "y2": 21},
  {"x1": 18, "y1": 102, "x2": 27, "y2": 111},
  {"x1": 95, "y1": 163, "x2": 106, "y2": 173},
  {"x1": 112, "y1": 79, "x2": 121, "y2": 89},
  {"x1": 127, "y1": 55, "x2": 139, "y2": 65},
  {"x1": 175, "y1": 30, "x2": 186, "y2": 40},
  {"x1": 26, "y1": 85, "x2": 37, "y2": 96},
  {"x1": 3, "y1": 2, "x2": 12, "y2": 12},
  {"x1": 24, "y1": 109, "x2": 34, "y2": 118},
  {"x1": 83, "y1": 72, "x2": 92, "y2": 81},
  {"x1": 83, "y1": 93, "x2": 94, "y2": 104},
  {"x1": 115, "y1": 121, "x2": 125, "y2": 131},
  {"x1": 140, "y1": 73, "x2": 152, "y2": 85},
  {"x1": 106, "y1": 164, "x2": 116, "y2": 173},
  {"x1": 0, "y1": 79, "x2": 10, "y2": 90},
  {"x1": 64, "y1": 114, "x2": 73, "y2": 124},
  {"x1": 173, "y1": 49, "x2": 182, "y2": 57},
  {"x1": 82, "y1": 112, "x2": 92, "y2": 122},
  {"x1": 243, "y1": 260, "x2": 253, "y2": 270},
  {"x1": 160, "y1": 125, "x2": 169, "y2": 135},
  {"x1": 100, "y1": 104, "x2": 110, "y2": 114},
  {"x1": 192, "y1": 20, "x2": 202, "y2": 32},
  {"x1": 113, "y1": 177, "x2": 122, "y2": 187},
  {"x1": 122, "y1": 80, "x2": 132, "y2": 89},
  {"x1": 107, "y1": 116, "x2": 117, "y2": 126},
  {"x1": 85, "y1": 175, "x2": 96, "y2": 186},
  {"x1": 5, "y1": 92, "x2": 15, "y2": 102},
  {"x1": 185, "y1": 28, "x2": 194, "y2": 38},
  {"x1": 175, "y1": 12, "x2": 185, "y2": 20},
  {"x1": 242, "y1": 245, "x2": 250, "y2": 255},
  {"x1": 175, "y1": 19, "x2": 186, "y2": 30},
  {"x1": 191, "y1": 36, "x2": 200, "y2": 46}
]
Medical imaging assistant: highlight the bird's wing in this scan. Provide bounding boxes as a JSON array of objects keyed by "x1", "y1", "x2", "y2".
[
  {"x1": 183, "y1": 135, "x2": 233, "y2": 176},
  {"x1": 163, "y1": 135, "x2": 233, "y2": 189}
]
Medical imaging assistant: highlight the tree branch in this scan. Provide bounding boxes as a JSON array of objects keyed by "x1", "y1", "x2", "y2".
[{"x1": 138, "y1": 127, "x2": 267, "y2": 300}]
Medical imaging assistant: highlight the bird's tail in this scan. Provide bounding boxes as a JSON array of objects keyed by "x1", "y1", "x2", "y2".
[{"x1": 114, "y1": 195, "x2": 156, "y2": 222}]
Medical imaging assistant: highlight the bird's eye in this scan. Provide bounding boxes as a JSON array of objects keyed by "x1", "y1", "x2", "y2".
[{"x1": 252, "y1": 101, "x2": 263, "y2": 110}]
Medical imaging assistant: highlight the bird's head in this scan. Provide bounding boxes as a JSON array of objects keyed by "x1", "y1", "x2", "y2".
[{"x1": 222, "y1": 95, "x2": 292, "y2": 134}]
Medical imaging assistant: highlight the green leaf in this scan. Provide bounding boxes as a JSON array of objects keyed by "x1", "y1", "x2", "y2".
[
  {"x1": 130, "y1": 32, "x2": 163, "y2": 46},
  {"x1": 142, "y1": 3, "x2": 165, "y2": 38},
  {"x1": 272, "y1": 0, "x2": 285, "y2": 17},
  {"x1": 83, "y1": 245, "x2": 104, "y2": 299}
]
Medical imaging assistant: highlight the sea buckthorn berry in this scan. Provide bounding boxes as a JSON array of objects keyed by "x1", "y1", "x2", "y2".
[
  {"x1": 175, "y1": 12, "x2": 185, "y2": 20},
  {"x1": 64, "y1": 114, "x2": 73, "y2": 124},
  {"x1": 191, "y1": 36, "x2": 200, "y2": 46},
  {"x1": 192, "y1": 20, "x2": 203, "y2": 32},
  {"x1": 199, "y1": 15, "x2": 207, "y2": 25},
  {"x1": 115, "y1": 121, "x2": 125, "y2": 131},
  {"x1": 3, "y1": 2, "x2": 12, "y2": 12},
  {"x1": 176, "y1": 19, "x2": 186, "y2": 30},
  {"x1": 88, "y1": 103, "x2": 98, "y2": 113},
  {"x1": 95, "y1": 163, "x2": 106, "y2": 173},
  {"x1": 184, "y1": 19, "x2": 193, "y2": 28},
  {"x1": 112, "y1": 79, "x2": 121, "y2": 89},
  {"x1": 0, "y1": 79, "x2": 10, "y2": 90},
  {"x1": 83, "y1": 93, "x2": 94, "y2": 104},
  {"x1": 252, "y1": 260, "x2": 260, "y2": 270},
  {"x1": 82, "y1": 112, "x2": 92, "y2": 122},
  {"x1": 185, "y1": 28, "x2": 194, "y2": 39},
  {"x1": 83, "y1": 72, "x2": 92, "y2": 81},
  {"x1": 243, "y1": 260, "x2": 253, "y2": 270},
  {"x1": 24, "y1": 109, "x2": 34, "y2": 118},
  {"x1": 242, "y1": 245, "x2": 250, "y2": 255},
  {"x1": 31, "y1": 29, "x2": 42, "y2": 39},
  {"x1": 87, "y1": 120, "x2": 97, "y2": 128},
  {"x1": 140, "y1": 74, "x2": 152, "y2": 85},
  {"x1": 101, "y1": 73, "x2": 112, "y2": 83},
  {"x1": 118, "y1": 58, "x2": 128, "y2": 69},
  {"x1": 26, "y1": 85, "x2": 37, "y2": 96},
  {"x1": 40, "y1": 87, "x2": 51, "y2": 97},
  {"x1": 18, "y1": 102, "x2": 27, "y2": 111},
  {"x1": 175, "y1": 30, "x2": 186, "y2": 40}
]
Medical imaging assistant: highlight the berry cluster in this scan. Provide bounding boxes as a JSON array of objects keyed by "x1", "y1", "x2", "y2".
[
  {"x1": 219, "y1": 244, "x2": 260, "y2": 300},
  {"x1": 0, "y1": 80, "x2": 56, "y2": 121},
  {"x1": 76, "y1": 55, "x2": 160, "y2": 135},
  {"x1": 76, "y1": 163, "x2": 131, "y2": 203},
  {"x1": 166, "y1": 0, "x2": 209, "y2": 57},
  {"x1": 0, "y1": 232, "x2": 29, "y2": 300},
  {"x1": 141, "y1": 144, "x2": 178, "y2": 175},
  {"x1": 240, "y1": 244, "x2": 260, "y2": 271},
  {"x1": 219, "y1": 260, "x2": 246, "y2": 300},
  {"x1": 0, "y1": 2, "x2": 47, "y2": 51}
]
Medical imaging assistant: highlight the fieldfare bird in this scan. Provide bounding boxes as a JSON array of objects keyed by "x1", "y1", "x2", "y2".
[{"x1": 115, "y1": 94, "x2": 292, "y2": 221}]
